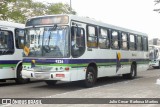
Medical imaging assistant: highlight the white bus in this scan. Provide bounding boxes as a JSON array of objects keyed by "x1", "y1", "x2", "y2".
[
  {"x1": 149, "y1": 45, "x2": 160, "y2": 68},
  {"x1": 22, "y1": 15, "x2": 149, "y2": 87},
  {"x1": 0, "y1": 21, "x2": 29, "y2": 83}
]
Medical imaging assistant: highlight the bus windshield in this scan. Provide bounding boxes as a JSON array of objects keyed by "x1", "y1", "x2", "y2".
[{"x1": 24, "y1": 26, "x2": 69, "y2": 58}]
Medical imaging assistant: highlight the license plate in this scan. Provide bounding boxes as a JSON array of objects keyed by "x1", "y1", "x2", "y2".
[
  {"x1": 35, "y1": 73, "x2": 49, "y2": 79},
  {"x1": 35, "y1": 73, "x2": 41, "y2": 78}
]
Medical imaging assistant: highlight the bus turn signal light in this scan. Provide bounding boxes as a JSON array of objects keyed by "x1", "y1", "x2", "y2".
[
  {"x1": 56, "y1": 74, "x2": 65, "y2": 77},
  {"x1": 65, "y1": 67, "x2": 69, "y2": 71}
]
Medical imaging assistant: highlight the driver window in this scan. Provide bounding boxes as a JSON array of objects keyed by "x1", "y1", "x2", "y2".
[
  {"x1": 0, "y1": 30, "x2": 14, "y2": 54},
  {"x1": 71, "y1": 26, "x2": 85, "y2": 58},
  {"x1": 15, "y1": 29, "x2": 25, "y2": 49}
]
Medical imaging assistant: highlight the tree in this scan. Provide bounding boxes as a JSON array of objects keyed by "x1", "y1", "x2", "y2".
[
  {"x1": 0, "y1": 0, "x2": 15, "y2": 20},
  {"x1": 47, "y1": 3, "x2": 76, "y2": 15},
  {"x1": 154, "y1": 0, "x2": 160, "y2": 13},
  {"x1": 0, "y1": 0, "x2": 76, "y2": 23},
  {"x1": 7, "y1": 0, "x2": 33, "y2": 23}
]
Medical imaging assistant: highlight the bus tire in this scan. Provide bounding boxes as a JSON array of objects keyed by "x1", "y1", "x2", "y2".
[
  {"x1": 122, "y1": 64, "x2": 136, "y2": 79},
  {"x1": 83, "y1": 66, "x2": 97, "y2": 88},
  {"x1": 152, "y1": 66, "x2": 156, "y2": 69},
  {"x1": 15, "y1": 65, "x2": 30, "y2": 84},
  {"x1": 158, "y1": 61, "x2": 160, "y2": 69},
  {"x1": 45, "y1": 80, "x2": 57, "y2": 86}
]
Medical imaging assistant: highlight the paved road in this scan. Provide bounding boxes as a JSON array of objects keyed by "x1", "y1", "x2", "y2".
[{"x1": 0, "y1": 68, "x2": 160, "y2": 107}]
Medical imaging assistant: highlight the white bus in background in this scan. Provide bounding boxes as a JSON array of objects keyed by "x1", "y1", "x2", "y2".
[
  {"x1": 149, "y1": 45, "x2": 160, "y2": 69},
  {"x1": 0, "y1": 21, "x2": 29, "y2": 83},
  {"x1": 22, "y1": 15, "x2": 149, "y2": 87}
]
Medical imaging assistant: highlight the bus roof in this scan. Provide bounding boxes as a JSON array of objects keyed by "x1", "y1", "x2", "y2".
[
  {"x1": 0, "y1": 20, "x2": 25, "y2": 28},
  {"x1": 27, "y1": 14, "x2": 147, "y2": 36}
]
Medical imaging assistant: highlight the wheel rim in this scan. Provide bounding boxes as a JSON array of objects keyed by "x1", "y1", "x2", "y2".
[
  {"x1": 87, "y1": 72, "x2": 94, "y2": 83},
  {"x1": 131, "y1": 68, "x2": 135, "y2": 77}
]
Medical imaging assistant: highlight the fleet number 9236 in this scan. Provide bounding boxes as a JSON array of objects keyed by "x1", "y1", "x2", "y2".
[{"x1": 55, "y1": 60, "x2": 64, "y2": 63}]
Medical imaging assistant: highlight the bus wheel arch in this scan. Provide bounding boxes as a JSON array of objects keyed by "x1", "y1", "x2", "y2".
[
  {"x1": 15, "y1": 63, "x2": 30, "y2": 84},
  {"x1": 123, "y1": 61, "x2": 137, "y2": 79},
  {"x1": 83, "y1": 63, "x2": 97, "y2": 88},
  {"x1": 87, "y1": 63, "x2": 98, "y2": 79}
]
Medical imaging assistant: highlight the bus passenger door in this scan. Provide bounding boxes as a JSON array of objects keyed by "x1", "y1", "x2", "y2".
[{"x1": 70, "y1": 21, "x2": 86, "y2": 81}]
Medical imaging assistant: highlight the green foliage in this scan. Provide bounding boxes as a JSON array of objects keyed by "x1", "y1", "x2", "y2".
[
  {"x1": 154, "y1": 0, "x2": 160, "y2": 13},
  {"x1": 47, "y1": 3, "x2": 76, "y2": 15},
  {"x1": 0, "y1": 0, "x2": 76, "y2": 23},
  {"x1": 0, "y1": 0, "x2": 15, "y2": 20}
]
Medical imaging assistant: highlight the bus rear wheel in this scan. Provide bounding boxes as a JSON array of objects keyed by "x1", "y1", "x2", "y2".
[
  {"x1": 45, "y1": 80, "x2": 57, "y2": 86},
  {"x1": 83, "y1": 66, "x2": 97, "y2": 88},
  {"x1": 158, "y1": 61, "x2": 160, "y2": 69},
  {"x1": 122, "y1": 64, "x2": 136, "y2": 79},
  {"x1": 15, "y1": 65, "x2": 30, "y2": 84}
]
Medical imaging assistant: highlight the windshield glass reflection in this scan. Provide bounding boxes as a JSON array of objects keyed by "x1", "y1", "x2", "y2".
[{"x1": 24, "y1": 26, "x2": 69, "y2": 58}]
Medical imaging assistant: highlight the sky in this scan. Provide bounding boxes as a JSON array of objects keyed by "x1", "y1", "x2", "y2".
[{"x1": 33, "y1": 0, "x2": 160, "y2": 40}]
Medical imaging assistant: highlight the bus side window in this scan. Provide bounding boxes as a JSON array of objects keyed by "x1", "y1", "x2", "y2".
[
  {"x1": 142, "y1": 37, "x2": 148, "y2": 51},
  {"x1": 87, "y1": 25, "x2": 98, "y2": 48},
  {"x1": 137, "y1": 36, "x2": 143, "y2": 51},
  {"x1": 129, "y1": 34, "x2": 136, "y2": 50},
  {"x1": 121, "y1": 32, "x2": 128, "y2": 50},
  {"x1": 99, "y1": 28, "x2": 109, "y2": 49},
  {"x1": 111, "y1": 30, "x2": 119, "y2": 49}
]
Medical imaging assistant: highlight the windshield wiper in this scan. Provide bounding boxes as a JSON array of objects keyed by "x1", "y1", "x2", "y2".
[
  {"x1": 53, "y1": 24, "x2": 57, "y2": 31},
  {"x1": 38, "y1": 31, "x2": 41, "y2": 45},
  {"x1": 42, "y1": 28, "x2": 45, "y2": 56},
  {"x1": 48, "y1": 32, "x2": 51, "y2": 46}
]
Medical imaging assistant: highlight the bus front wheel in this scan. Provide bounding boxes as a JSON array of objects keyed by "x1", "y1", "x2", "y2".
[
  {"x1": 122, "y1": 64, "x2": 137, "y2": 79},
  {"x1": 15, "y1": 65, "x2": 30, "y2": 84},
  {"x1": 83, "y1": 66, "x2": 97, "y2": 88}
]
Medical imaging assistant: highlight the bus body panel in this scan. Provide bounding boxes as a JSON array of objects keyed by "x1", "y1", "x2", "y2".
[{"x1": 0, "y1": 21, "x2": 24, "y2": 80}]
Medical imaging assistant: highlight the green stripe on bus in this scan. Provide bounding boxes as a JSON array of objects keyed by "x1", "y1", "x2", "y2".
[
  {"x1": 0, "y1": 64, "x2": 17, "y2": 67},
  {"x1": 23, "y1": 63, "x2": 88, "y2": 67}
]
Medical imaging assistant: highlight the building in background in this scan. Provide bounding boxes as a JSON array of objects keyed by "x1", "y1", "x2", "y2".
[{"x1": 149, "y1": 38, "x2": 160, "y2": 46}]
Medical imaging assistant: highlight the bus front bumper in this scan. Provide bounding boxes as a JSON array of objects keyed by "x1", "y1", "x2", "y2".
[
  {"x1": 149, "y1": 60, "x2": 159, "y2": 67},
  {"x1": 22, "y1": 70, "x2": 71, "y2": 81}
]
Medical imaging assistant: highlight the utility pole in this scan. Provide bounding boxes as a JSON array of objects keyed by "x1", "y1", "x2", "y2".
[
  {"x1": 70, "y1": 0, "x2": 72, "y2": 9},
  {"x1": 69, "y1": 0, "x2": 72, "y2": 14}
]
